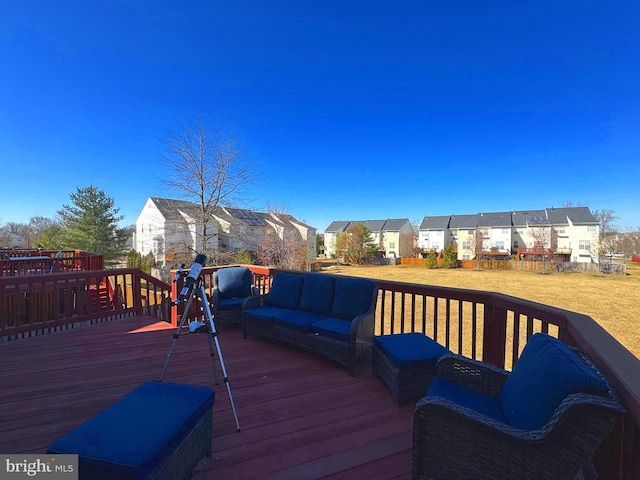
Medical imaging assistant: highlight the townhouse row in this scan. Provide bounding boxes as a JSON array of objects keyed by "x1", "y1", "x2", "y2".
[{"x1": 325, "y1": 207, "x2": 600, "y2": 264}]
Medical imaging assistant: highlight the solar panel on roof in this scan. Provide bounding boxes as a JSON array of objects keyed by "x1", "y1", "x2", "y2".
[
  {"x1": 236, "y1": 209, "x2": 267, "y2": 226},
  {"x1": 528, "y1": 215, "x2": 547, "y2": 225}
]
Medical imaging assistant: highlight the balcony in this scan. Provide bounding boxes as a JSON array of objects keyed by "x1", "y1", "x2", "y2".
[{"x1": 1, "y1": 266, "x2": 639, "y2": 479}]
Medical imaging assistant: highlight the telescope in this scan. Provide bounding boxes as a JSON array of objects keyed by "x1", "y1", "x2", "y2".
[
  {"x1": 174, "y1": 254, "x2": 207, "y2": 304},
  {"x1": 161, "y1": 252, "x2": 241, "y2": 431}
]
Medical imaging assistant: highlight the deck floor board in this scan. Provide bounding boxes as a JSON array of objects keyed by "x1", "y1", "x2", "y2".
[{"x1": 0, "y1": 316, "x2": 414, "y2": 479}]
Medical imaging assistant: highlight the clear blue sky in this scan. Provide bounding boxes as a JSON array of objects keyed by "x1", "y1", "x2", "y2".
[{"x1": 1, "y1": 1, "x2": 639, "y2": 232}]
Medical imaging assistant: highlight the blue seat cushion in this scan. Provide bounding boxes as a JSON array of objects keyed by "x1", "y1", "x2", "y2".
[
  {"x1": 47, "y1": 382, "x2": 215, "y2": 480},
  {"x1": 267, "y1": 273, "x2": 304, "y2": 310},
  {"x1": 499, "y1": 333, "x2": 611, "y2": 431},
  {"x1": 243, "y1": 305, "x2": 288, "y2": 324},
  {"x1": 428, "y1": 376, "x2": 507, "y2": 424},
  {"x1": 375, "y1": 333, "x2": 450, "y2": 370},
  {"x1": 330, "y1": 277, "x2": 376, "y2": 320},
  {"x1": 218, "y1": 297, "x2": 245, "y2": 311},
  {"x1": 273, "y1": 309, "x2": 327, "y2": 332},
  {"x1": 217, "y1": 267, "x2": 252, "y2": 299},
  {"x1": 299, "y1": 273, "x2": 335, "y2": 316},
  {"x1": 311, "y1": 317, "x2": 352, "y2": 343}
]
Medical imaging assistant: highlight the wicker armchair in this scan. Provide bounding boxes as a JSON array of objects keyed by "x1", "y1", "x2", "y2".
[
  {"x1": 412, "y1": 334, "x2": 626, "y2": 480},
  {"x1": 211, "y1": 267, "x2": 258, "y2": 327}
]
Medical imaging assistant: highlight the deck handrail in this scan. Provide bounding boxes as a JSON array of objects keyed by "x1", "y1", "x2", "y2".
[
  {"x1": 0, "y1": 268, "x2": 171, "y2": 339},
  {"x1": 0, "y1": 249, "x2": 104, "y2": 276}
]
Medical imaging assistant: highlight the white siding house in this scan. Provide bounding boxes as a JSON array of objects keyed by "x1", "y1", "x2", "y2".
[
  {"x1": 134, "y1": 197, "x2": 316, "y2": 266},
  {"x1": 324, "y1": 219, "x2": 413, "y2": 259}
]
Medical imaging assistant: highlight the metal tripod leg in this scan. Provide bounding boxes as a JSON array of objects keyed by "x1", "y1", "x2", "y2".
[
  {"x1": 159, "y1": 290, "x2": 197, "y2": 381},
  {"x1": 207, "y1": 331, "x2": 219, "y2": 385},
  {"x1": 199, "y1": 284, "x2": 241, "y2": 431}
]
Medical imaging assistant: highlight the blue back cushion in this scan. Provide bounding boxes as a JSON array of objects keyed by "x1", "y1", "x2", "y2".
[
  {"x1": 499, "y1": 333, "x2": 610, "y2": 430},
  {"x1": 299, "y1": 274, "x2": 335, "y2": 316},
  {"x1": 267, "y1": 273, "x2": 304, "y2": 310},
  {"x1": 217, "y1": 267, "x2": 252, "y2": 299},
  {"x1": 330, "y1": 277, "x2": 376, "y2": 320}
]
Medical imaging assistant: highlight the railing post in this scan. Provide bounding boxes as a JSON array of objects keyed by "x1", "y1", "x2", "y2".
[
  {"x1": 133, "y1": 272, "x2": 143, "y2": 316},
  {"x1": 171, "y1": 274, "x2": 182, "y2": 326},
  {"x1": 482, "y1": 302, "x2": 507, "y2": 368}
]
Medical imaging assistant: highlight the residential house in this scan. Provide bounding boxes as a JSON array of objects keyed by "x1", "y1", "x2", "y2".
[
  {"x1": 324, "y1": 219, "x2": 413, "y2": 259},
  {"x1": 448, "y1": 214, "x2": 478, "y2": 260},
  {"x1": 135, "y1": 197, "x2": 316, "y2": 266},
  {"x1": 545, "y1": 207, "x2": 599, "y2": 263},
  {"x1": 476, "y1": 211, "x2": 513, "y2": 259},
  {"x1": 417, "y1": 216, "x2": 450, "y2": 252}
]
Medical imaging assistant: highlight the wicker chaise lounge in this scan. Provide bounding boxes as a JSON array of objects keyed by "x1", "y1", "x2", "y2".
[{"x1": 412, "y1": 333, "x2": 626, "y2": 480}]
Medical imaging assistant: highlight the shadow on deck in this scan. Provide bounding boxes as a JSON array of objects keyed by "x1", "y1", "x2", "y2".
[{"x1": 0, "y1": 316, "x2": 414, "y2": 480}]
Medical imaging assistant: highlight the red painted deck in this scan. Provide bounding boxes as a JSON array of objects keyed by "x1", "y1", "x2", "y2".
[{"x1": 0, "y1": 316, "x2": 414, "y2": 479}]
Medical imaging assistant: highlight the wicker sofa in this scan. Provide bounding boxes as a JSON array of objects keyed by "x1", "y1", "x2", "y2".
[
  {"x1": 412, "y1": 333, "x2": 626, "y2": 480},
  {"x1": 242, "y1": 272, "x2": 378, "y2": 376}
]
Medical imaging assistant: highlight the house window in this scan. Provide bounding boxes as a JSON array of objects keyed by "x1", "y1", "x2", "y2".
[
  {"x1": 462, "y1": 241, "x2": 470, "y2": 249},
  {"x1": 558, "y1": 229, "x2": 565, "y2": 234},
  {"x1": 502, "y1": 228, "x2": 509, "y2": 234},
  {"x1": 588, "y1": 225, "x2": 596, "y2": 232},
  {"x1": 513, "y1": 241, "x2": 519, "y2": 248},
  {"x1": 389, "y1": 242, "x2": 395, "y2": 249},
  {"x1": 141, "y1": 225, "x2": 144, "y2": 233},
  {"x1": 495, "y1": 241, "x2": 504, "y2": 249},
  {"x1": 579, "y1": 240, "x2": 590, "y2": 250},
  {"x1": 467, "y1": 230, "x2": 474, "y2": 235},
  {"x1": 432, "y1": 242, "x2": 440, "y2": 249},
  {"x1": 463, "y1": 254, "x2": 470, "y2": 260}
]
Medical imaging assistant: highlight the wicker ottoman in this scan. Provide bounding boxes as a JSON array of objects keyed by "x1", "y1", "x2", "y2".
[
  {"x1": 47, "y1": 381, "x2": 215, "y2": 480},
  {"x1": 373, "y1": 333, "x2": 450, "y2": 407}
]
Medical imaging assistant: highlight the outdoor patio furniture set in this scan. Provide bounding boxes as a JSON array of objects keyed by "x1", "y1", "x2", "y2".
[{"x1": 45, "y1": 268, "x2": 626, "y2": 479}]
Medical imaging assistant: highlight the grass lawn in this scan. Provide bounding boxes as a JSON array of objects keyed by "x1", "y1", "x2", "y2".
[{"x1": 328, "y1": 261, "x2": 640, "y2": 359}]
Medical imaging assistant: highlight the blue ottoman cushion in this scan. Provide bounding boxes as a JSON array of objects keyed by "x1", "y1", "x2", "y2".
[
  {"x1": 375, "y1": 333, "x2": 450, "y2": 370},
  {"x1": 47, "y1": 382, "x2": 215, "y2": 480}
]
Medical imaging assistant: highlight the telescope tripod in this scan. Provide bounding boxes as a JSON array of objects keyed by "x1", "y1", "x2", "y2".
[{"x1": 159, "y1": 276, "x2": 241, "y2": 431}]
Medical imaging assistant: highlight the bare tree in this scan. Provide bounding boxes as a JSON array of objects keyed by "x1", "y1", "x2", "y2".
[
  {"x1": 529, "y1": 226, "x2": 553, "y2": 273},
  {"x1": 593, "y1": 209, "x2": 619, "y2": 261},
  {"x1": 160, "y1": 113, "x2": 260, "y2": 262},
  {"x1": 256, "y1": 203, "x2": 311, "y2": 270},
  {"x1": 465, "y1": 230, "x2": 484, "y2": 270},
  {"x1": 593, "y1": 209, "x2": 619, "y2": 236}
]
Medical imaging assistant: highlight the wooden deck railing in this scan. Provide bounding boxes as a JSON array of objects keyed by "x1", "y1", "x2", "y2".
[
  {"x1": 1, "y1": 264, "x2": 638, "y2": 478},
  {"x1": 0, "y1": 249, "x2": 104, "y2": 277},
  {"x1": 0, "y1": 268, "x2": 171, "y2": 340}
]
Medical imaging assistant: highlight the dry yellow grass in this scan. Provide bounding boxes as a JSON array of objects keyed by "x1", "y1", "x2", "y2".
[{"x1": 328, "y1": 262, "x2": 640, "y2": 359}]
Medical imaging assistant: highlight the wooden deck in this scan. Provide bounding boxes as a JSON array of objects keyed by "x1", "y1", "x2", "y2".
[{"x1": 0, "y1": 316, "x2": 414, "y2": 479}]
